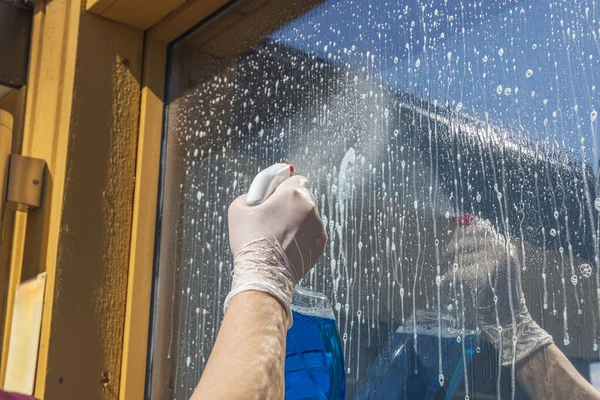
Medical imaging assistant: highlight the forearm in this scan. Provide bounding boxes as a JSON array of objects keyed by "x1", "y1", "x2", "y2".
[
  {"x1": 191, "y1": 291, "x2": 288, "y2": 400},
  {"x1": 516, "y1": 343, "x2": 600, "y2": 400}
]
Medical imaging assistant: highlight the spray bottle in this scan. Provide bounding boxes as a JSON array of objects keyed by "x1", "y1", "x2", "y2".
[{"x1": 247, "y1": 163, "x2": 346, "y2": 400}]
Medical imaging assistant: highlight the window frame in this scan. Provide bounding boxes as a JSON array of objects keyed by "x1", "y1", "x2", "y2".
[
  {"x1": 132, "y1": 1, "x2": 600, "y2": 398},
  {"x1": 127, "y1": 1, "x2": 329, "y2": 398}
]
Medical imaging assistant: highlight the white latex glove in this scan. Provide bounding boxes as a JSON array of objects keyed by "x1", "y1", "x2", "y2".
[
  {"x1": 224, "y1": 175, "x2": 328, "y2": 327},
  {"x1": 443, "y1": 216, "x2": 553, "y2": 366}
]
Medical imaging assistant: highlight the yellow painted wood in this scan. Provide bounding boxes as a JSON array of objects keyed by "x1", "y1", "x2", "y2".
[
  {"x1": 0, "y1": 91, "x2": 18, "y2": 117},
  {"x1": 0, "y1": 89, "x2": 27, "y2": 385},
  {"x1": 0, "y1": 109, "x2": 15, "y2": 385},
  {"x1": 118, "y1": 3, "x2": 234, "y2": 395},
  {"x1": 0, "y1": 211, "x2": 27, "y2": 387},
  {"x1": 0, "y1": 87, "x2": 27, "y2": 153},
  {"x1": 119, "y1": 35, "x2": 167, "y2": 400},
  {"x1": 148, "y1": 0, "x2": 230, "y2": 43},
  {"x1": 4, "y1": 272, "x2": 46, "y2": 395},
  {"x1": 87, "y1": 0, "x2": 185, "y2": 30},
  {"x1": 17, "y1": 0, "x2": 143, "y2": 398},
  {"x1": 0, "y1": 110, "x2": 13, "y2": 132}
]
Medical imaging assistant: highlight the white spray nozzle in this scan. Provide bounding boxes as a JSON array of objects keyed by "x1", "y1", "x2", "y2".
[{"x1": 246, "y1": 163, "x2": 294, "y2": 206}]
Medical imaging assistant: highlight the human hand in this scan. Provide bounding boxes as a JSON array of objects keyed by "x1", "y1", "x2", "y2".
[
  {"x1": 224, "y1": 175, "x2": 328, "y2": 326},
  {"x1": 442, "y1": 216, "x2": 553, "y2": 365}
]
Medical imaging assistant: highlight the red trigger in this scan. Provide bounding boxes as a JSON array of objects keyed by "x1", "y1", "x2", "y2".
[
  {"x1": 283, "y1": 162, "x2": 294, "y2": 176},
  {"x1": 456, "y1": 212, "x2": 474, "y2": 227}
]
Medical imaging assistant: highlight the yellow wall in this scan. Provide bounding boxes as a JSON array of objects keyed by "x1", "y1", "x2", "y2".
[
  {"x1": 0, "y1": 0, "x2": 232, "y2": 398},
  {"x1": 4, "y1": 0, "x2": 143, "y2": 397}
]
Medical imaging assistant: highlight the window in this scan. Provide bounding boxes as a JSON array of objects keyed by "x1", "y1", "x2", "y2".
[{"x1": 148, "y1": 0, "x2": 600, "y2": 398}]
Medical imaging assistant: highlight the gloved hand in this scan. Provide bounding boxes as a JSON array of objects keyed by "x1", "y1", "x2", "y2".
[
  {"x1": 224, "y1": 175, "x2": 328, "y2": 327},
  {"x1": 443, "y1": 215, "x2": 553, "y2": 366}
]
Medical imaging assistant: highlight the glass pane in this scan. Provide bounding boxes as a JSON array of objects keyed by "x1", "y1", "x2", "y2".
[{"x1": 149, "y1": 0, "x2": 600, "y2": 398}]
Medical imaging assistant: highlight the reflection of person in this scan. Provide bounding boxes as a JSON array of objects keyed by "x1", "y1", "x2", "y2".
[
  {"x1": 445, "y1": 216, "x2": 600, "y2": 399},
  {"x1": 191, "y1": 176, "x2": 327, "y2": 400}
]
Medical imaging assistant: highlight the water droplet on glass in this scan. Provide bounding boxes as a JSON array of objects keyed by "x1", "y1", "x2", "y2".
[
  {"x1": 525, "y1": 69, "x2": 533, "y2": 78},
  {"x1": 580, "y1": 263, "x2": 592, "y2": 278},
  {"x1": 439, "y1": 374, "x2": 445, "y2": 386}
]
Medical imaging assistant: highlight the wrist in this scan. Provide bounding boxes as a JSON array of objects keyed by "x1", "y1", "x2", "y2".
[
  {"x1": 225, "y1": 237, "x2": 297, "y2": 328},
  {"x1": 225, "y1": 290, "x2": 290, "y2": 328},
  {"x1": 483, "y1": 316, "x2": 553, "y2": 366}
]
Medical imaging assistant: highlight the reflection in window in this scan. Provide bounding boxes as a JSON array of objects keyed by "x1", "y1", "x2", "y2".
[{"x1": 149, "y1": 0, "x2": 599, "y2": 398}]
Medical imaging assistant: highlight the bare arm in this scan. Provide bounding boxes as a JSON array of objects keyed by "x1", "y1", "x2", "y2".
[
  {"x1": 191, "y1": 174, "x2": 326, "y2": 399},
  {"x1": 191, "y1": 291, "x2": 288, "y2": 400},
  {"x1": 516, "y1": 343, "x2": 600, "y2": 400}
]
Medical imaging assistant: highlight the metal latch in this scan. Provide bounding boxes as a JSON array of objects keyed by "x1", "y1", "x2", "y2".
[{"x1": 6, "y1": 154, "x2": 46, "y2": 211}]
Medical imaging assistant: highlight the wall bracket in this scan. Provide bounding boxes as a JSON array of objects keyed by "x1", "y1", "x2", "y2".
[{"x1": 6, "y1": 154, "x2": 46, "y2": 211}]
